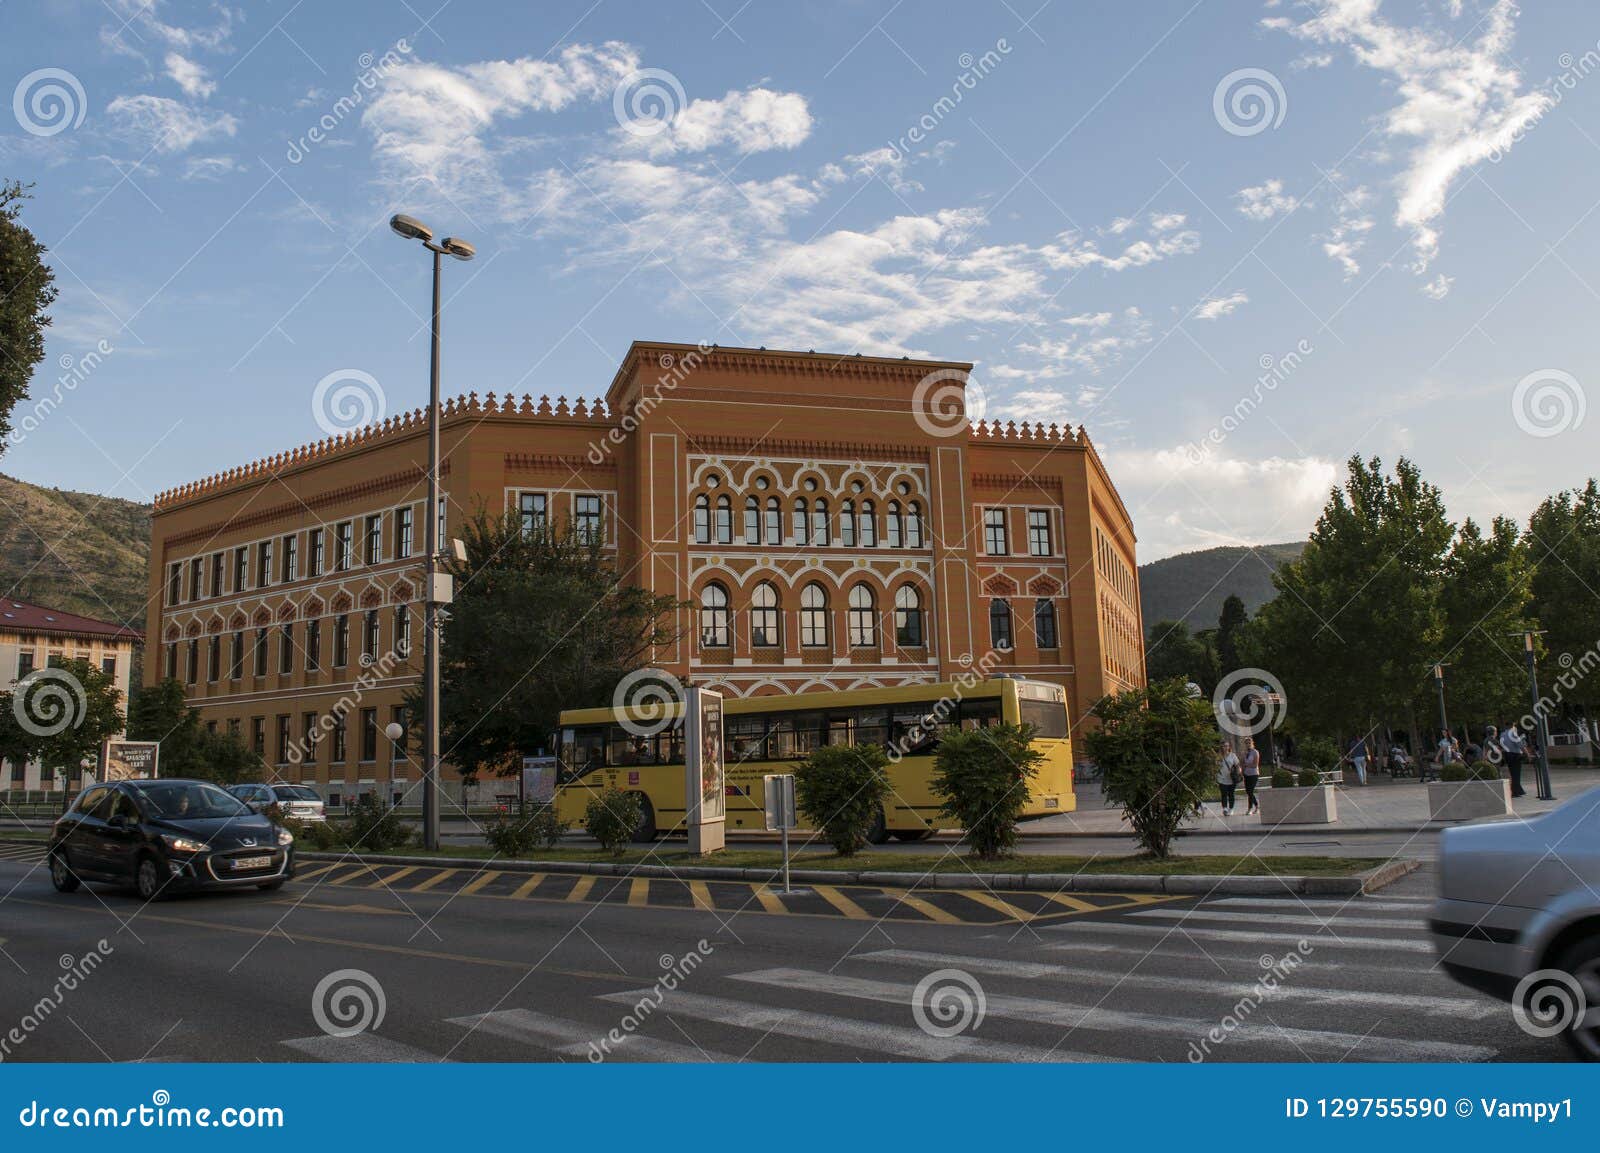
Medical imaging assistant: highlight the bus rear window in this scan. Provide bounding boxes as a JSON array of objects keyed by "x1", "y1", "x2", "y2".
[{"x1": 1018, "y1": 698, "x2": 1069, "y2": 739}]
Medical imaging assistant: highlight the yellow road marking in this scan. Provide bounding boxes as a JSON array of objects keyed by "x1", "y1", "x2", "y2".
[
  {"x1": 328, "y1": 865, "x2": 376, "y2": 885},
  {"x1": 410, "y1": 868, "x2": 458, "y2": 892},
  {"x1": 751, "y1": 885, "x2": 788, "y2": 915},
  {"x1": 565, "y1": 874, "x2": 597, "y2": 902},
  {"x1": 270, "y1": 900, "x2": 407, "y2": 916},
  {"x1": 882, "y1": 889, "x2": 961, "y2": 924},
  {"x1": 293, "y1": 863, "x2": 342, "y2": 882},
  {"x1": 687, "y1": 880, "x2": 715, "y2": 911},
  {"x1": 1036, "y1": 891, "x2": 1100, "y2": 913},
  {"x1": 509, "y1": 873, "x2": 546, "y2": 900},
  {"x1": 367, "y1": 866, "x2": 419, "y2": 889},
  {"x1": 458, "y1": 870, "x2": 503, "y2": 897},
  {"x1": 957, "y1": 889, "x2": 1038, "y2": 923},
  {"x1": 812, "y1": 885, "x2": 870, "y2": 919},
  {"x1": 628, "y1": 878, "x2": 650, "y2": 907}
]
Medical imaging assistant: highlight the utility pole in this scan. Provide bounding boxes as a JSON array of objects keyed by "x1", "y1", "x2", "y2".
[{"x1": 1512, "y1": 630, "x2": 1555, "y2": 801}]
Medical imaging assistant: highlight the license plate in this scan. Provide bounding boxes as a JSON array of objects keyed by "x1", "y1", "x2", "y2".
[{"x1": 232, "y1": 855, "x2": 271, "y2": 870}]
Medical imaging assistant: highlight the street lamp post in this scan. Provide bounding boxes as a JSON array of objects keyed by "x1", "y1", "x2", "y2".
[
  {"x1": 1431, "y1": 663, "x2": 1449, "y2": 750},
  {"x1": 1518, "y1": 631, "x2": 1556, "y2": 801},
  {"x1": 389, "y1": 214, "x2": 474, "y2": 852}
]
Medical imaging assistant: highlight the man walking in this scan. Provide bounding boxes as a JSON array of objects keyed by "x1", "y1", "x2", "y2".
[
  {"x1": 1499, "y1": 724, "x2": 1528, "y2": 798},
  {"x1": 1346, "y1": 733, "x2": 1369, "y2": 786}
]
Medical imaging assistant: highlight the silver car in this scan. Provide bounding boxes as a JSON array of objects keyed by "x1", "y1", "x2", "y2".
[
  {"x1": 229, "y1": 782, "x2": 327, "y2": 823},
  {"x1": 1430, "y1": 784, "x2": 1600, "y2": 1060}
]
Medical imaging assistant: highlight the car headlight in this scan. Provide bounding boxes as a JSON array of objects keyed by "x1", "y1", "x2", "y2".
[
  {"x1": 277, "y1": 829, "x2": 294, "y2": 847},
  {"x1": 162, "y1": 835, "x2": 209, "y2": 854}
]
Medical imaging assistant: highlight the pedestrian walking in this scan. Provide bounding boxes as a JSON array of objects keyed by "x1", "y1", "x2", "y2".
[
  {"x1": 1498, "y1": 724, "x2": 1528, "y2": 797},
  {"x1": 1346, "y1": 733, "x2": 1369, "y2": 786},
  {"x1": 1241, "y1": 737, "x2": 1261, "y2": 815},
  {"x1": 1217, "y1": 742, "x2": 1241, "y2": 816}
]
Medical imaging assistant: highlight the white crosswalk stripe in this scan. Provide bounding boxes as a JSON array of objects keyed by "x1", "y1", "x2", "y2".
[
  {"x1": 1206, "y1": 898, "x2": 1428, "y2": 914},
  {"x1": 1132, "y1": 908, "x2": 1430, "y2": 932},
  {"x1": 282, "y1": 1032, "x2": 447, "y2": 1062},
  {"x1": 1047, "y1": 918, "x2": 1437, "y2": 953},
  {"x1": 730, "y1": 968, "x2": 1494, "y2": 1062},
  {"x1": 447, "y1": 1009, "x2": 736, "y2": 1062}
]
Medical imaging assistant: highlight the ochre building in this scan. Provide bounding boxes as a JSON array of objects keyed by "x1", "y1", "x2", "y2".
[{"x1": 146, "y1": 343, "x2": 1145, "y2": 803}]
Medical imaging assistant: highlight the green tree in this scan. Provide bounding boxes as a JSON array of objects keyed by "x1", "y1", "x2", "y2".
[
  {"x1": 1, "y1": 659, "x2": 123, "y2": 783},
  {"x1": 1526, "y1": 480, "x2": 1600, "y2": 720},
  {"x1": 931, "y1": 723, "x2": 1043, "y2": 859},
  {"x1": 1215, "y1": 593, "x2": 1248, "y2": 676},
  {"x1": 1144, "y1": 619, "x2": 1219, "y2": 697},
  {"x1": 1439, "y1": 517, "x2": 1536, "y2": 728},
  {"x1": 126, "y1": 677, "x2": 260, "y2": 783},
  {"x1": 794, "y1": 742, "x2": 890, "y2": 856},
  {"x1": 419, "y1": 510, "x2": 683, "y2": 782},
  {"x1": 1082, "y1": 677, "x2": 1216, "y2": 858},
  {"x1": 0, "y1": 182, "x2": 58, "y2": 453}
]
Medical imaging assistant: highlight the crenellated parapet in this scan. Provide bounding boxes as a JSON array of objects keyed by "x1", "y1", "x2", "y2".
[{"x1": 968, "y1": 419, "x2": 1086, "y2": 444}]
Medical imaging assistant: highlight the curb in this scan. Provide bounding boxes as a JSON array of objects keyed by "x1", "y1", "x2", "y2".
[{"x1": 297, "y1": 850, "x2": 1420, "y2": 898}]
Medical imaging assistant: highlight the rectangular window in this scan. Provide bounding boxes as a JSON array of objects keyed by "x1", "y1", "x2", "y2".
[
  {"x1": 335, "y1": 522, "x2": 353, "y2": 571},
  {"x1": 305, "y1": 618, "x2": 321, "y2": 671},
  {"x1": 257, "y1": 540, "x2": 273, "y2": 588},
  {"x1": 302, "y1": 712, "x2": 319, "y2": 763},
  {"x1": 278, "y1": 623, "x2": 294, "y2": 675},
  {"x1": 276, "y1": 715, "x2": 291, "y2": 765},
  {"x1": 189, "y1": 557, "x2": 203, "y2": 601},
  {"x1": 253, "y1": 628, "x2": 269, "y2": 677},
  {"x1": 333, "y1": 614, "x2": 349, "y2": 667},
  {"x1": 207, "y1": 635, "x2": 220, "y2": 682},
  {"x1": 230, "y1": 631, "x2": 244, "y2": 680},
  {"x1": 360, "y1": 707, "x2": 378, "y2": 762},
  {"x1": 363, "y1": 609, "x2": 380, "y2": 663},
  {"x1": 309, "y1": 527, "x2": 326, "y2": 576},
  {"x1": 163, "y1": 644, "x2": 176, "y2": 681},
  {"x1": 394, "y1": 605, "x2": 411, "y2": 657},
  {"x1": 251, "y1": 717, "x2": 266, "y2": 758},
  {"x1": 519, "y1": 493, "x2": 546, "y2": 537},
  {"x1": 100, "y1": 654, "x2": 116, "y2": 680},
  {"x1": 167, "y1": 563, "x2": 182, "y2": 606},
  {"x1": 210, "y1": 552, "x2": 224, "y2": 598},
  {"x1": 233, "y1": 547, "x2": 248, "y2": 592},
  {"x1": 282, "y1": 534, "x2": 299, "y2": 582},
  {"x1": 575, "y1": 494, "x2": 601, "y2": 542},
  {"x1": 185, "y1": 640, "x2": 199, "y2": 684},
  {"x1": 13, "y1": 650, "x2": 35, "y2": 683},
  {"x1": 330, "y1": 715, "x2": 347, "y2": 763},
  {"x1": 396, "y1": 507, "x2": 414, "y2": 557},
  {"x1": 365, "y1": 514, "x2": 382, "y2": 565},
  {"x1": 984, "y1": 508, "x2": 1009, "y2": 556},
  {"x1": 1028, "y1": 509, "x2": 1052, "y2": 557}
]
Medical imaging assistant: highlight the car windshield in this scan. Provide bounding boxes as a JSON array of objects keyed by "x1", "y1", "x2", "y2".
[
  {"x1": 131, "y1": 781, "x2": 249, "y2": 820},
  {"x1": 274, "y1": 786, "x2": 321, "y2": 802}
]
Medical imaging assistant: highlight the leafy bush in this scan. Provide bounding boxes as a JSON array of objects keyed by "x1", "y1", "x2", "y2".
[
  {"x1": 332, "y1": 794, "x2": 416, "y2": 852},
  {"x1": 1439, "y1": 763, "x2": 1471, "y2": 782},
  {"x1": 483, "y1": 805, "x2": 570, "y2": 856},
  {"x1": 932, "y1": 723, "x2": 1042, "y2": 859},
  {"x1": 794, "y1": 743, "x2": 891, "y2": 857},
  {"x1": 1296, "y1": 735, "x2": 1340, "y2": 771},
  {"x1": 1296, "y1": 768, "x2": 1321, "y2": 787},
  {"x1": 1468, "y1": 760, "x2": 1501, "y2": 782},
  {"x1": 1082, "y1": 678, "x2": 1216, "y2": 859},
  {"x1": 585, "y1": 789, "x2": 642, "y2": 855},
  {"x1": 1271, "y1": 767, "x2": 1297, "y2": 789}
]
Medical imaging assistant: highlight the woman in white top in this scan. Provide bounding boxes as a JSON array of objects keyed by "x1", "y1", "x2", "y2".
[{"x1": 1217, "y1": 743, "x2": 1241, "y2": 816}]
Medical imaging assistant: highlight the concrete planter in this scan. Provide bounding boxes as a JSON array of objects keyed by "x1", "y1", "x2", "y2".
[
  {"x1": 1428, "y1": 778, "x2": 1512, "y2": 821},
  {"x1": 1257, "y1": 784, "x2": 1338, "y2": 825}
]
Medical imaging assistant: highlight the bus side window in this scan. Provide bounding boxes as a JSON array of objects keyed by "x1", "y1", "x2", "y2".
[
  {"x1": 561, "y1": 727, "x2": 606, "y2": 780},
  {"x1": 960, "y1": 698, "x2": 1001, "y2": 730},
  {"x1": 825, "y1": 713, "x2": 852, "y2": 746},
  {"x1": 792, "y1": 712, "x2": 824, "y2": 759},
  {"x1": 855, "y1": 707, "x2": 889, "y2": 748},
  {"x1": 727, "y1": 714, "x2": 769, "y2": 762}
]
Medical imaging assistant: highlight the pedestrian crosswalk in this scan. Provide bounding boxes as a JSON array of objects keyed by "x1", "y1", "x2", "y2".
[
  {"x1": 0, "y1": 842, "x2": 46, "y2": 863},
  {"x1": 275, "y1": 893, "x2": 1506, "y2": 1063}
]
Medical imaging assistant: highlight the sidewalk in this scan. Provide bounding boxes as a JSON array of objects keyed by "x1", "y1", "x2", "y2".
[{"x1": 1030, "y1": 766, "x2": 1596, "y2": 838}]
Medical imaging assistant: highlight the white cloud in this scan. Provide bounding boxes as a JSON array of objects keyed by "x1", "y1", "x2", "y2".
[
  {"x1": 841, "y1": 141, "x2": 954, "y2": 195},
  {"x1": 165, "y1": 53, "x2": 215, "y2": 100},
  {"x1": 1195, "y1": 290, "x2": 1248, "y2": 320},
  {"x1": 1234, "y1": 178, "x2": 1299, "y2": 220},
  {"x1": 1148, "y1": 211, "x2": 1187, "y2": 233},
  {"x1": 105, "y1": 94, "x2": 238, "y2": 153},
  {"x1": 101, "y1": 0, "x2": 237, "y2": 58},
  {"x1": 1420, "y1": 272, "x2": 1454, "y2": 299},
  {"x1": 1319, "y1": 180, "x2": 1373, "y2": 279},
  {"x1": 182, "y1": 155, "x2": 237, "y2": 181},
  {"x1": 649, "y1": 87, "x2": 812, "y2": 155},
  {"x1": 1278, "y1": 0, "x2": 1550, "y2": 275}
]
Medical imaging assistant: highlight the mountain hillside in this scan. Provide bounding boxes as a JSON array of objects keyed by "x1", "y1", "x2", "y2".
[
  {"x1": 1137, "y1": 541, "x2": 1306, "y2": 631},
  {"x1": 0, "y1": 472, "x2": 151, "y2": 629}
]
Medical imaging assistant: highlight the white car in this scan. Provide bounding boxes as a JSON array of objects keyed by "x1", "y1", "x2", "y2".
[
  {"x1": 229, "y1": 782, "x2": 327, "y2": 823},
  {"x1": 1430, "y1": 784, "x2": 1600, "y2": 1060}
]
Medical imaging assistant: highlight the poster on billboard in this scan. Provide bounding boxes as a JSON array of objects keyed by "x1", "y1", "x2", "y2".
[
  {"x1": 100, "y1": 739, "x2": 160, "y2": 781},
  {"x1": 684, "y1": 687, "x2": 724, "y2": 853},
  {"x1": 520, "y1": 755, "x2": 557, "y2": 805}
]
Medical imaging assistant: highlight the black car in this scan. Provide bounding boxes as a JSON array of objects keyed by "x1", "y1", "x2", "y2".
[{"x1": 48, "y1": 778, "x2": 295, "y2": 901}]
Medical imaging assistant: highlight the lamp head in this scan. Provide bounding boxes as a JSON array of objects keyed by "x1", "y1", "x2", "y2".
[
  {"x1": 441, "y1": 236, "x2": 476, "y2": 261},
  {"x1": 389, "y1": 214, "x2": 434, "y2": 243}
]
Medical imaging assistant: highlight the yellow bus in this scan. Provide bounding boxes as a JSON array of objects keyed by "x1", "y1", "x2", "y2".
[{"x1": 554, "y1": 677, "x2": 1074, "y2": 843}]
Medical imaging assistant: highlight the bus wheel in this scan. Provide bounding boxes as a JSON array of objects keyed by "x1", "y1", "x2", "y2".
[
  {"x1": 629, "y1": 795, "x2": 658, "y2": 843},
  {"x1": 865, "y1": 807, "x2": 890, "y2": 846},
  {"x1": 892, "y1": 829, "x2": 934, "y2": 842}
]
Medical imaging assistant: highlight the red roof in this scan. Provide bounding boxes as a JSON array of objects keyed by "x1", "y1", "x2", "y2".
[{"x1": 0, "y1": 599, "x2": 143, "y2": 643}]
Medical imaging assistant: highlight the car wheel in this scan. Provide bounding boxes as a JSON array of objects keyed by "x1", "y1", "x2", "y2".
[
  {"x1": 629, "y1": 795, "x2": 658, "y2": 843},
  {"x1": 49, "y1": 851, "x2": 80, "y2": 893},
  {"x1": 135, "y1": 856, "x2": 168, "y2": 902},
  {"x1": 1553, "y1": 936, "x2": 1600, "y2": 1061},
  {"x1": 864, "y1": 806, "x2": 890, "y2": 846}
]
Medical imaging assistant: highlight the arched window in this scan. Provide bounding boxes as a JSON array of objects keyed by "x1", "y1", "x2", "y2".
[
  {"x1": 744, "y1": 496, "x2": 761, "y2": 544},
  {"x1": 887, "y1": 500, "x2": 903, "y2": 548},
  {"x1": 693, "y1": 494, "x2": 710, "y2": 544},
  {"x1": 812, "y1": 498, "x2": 829, "y2": 545},
  {"x1": 1034, "y1": 598, "x2": 1058, "y2": 648},
  {"x1": 989, "y1": 598, "x2": 1014, "y2": 651},
  {"x1": 894, "y1": 585, "x2": 925, "y2": 647},
  {"x1": 765, "y1": 497, "x2": 782, "y2": 545},
  {"x1": 848, "y1": 584, "x2": 877, "y2": 647},
  {"x1": 792, "y1": 498, "x2": 809, "y2": 545},
  {"x1": 840, "y1": 499, "x2": 856, "y2": 547},
  {"x1": 699, "y1": 583, "x2": 730, "y2": 648},
  {"x1": 858, "y1": 500, "x2": 877, "y2": 547},
  {"x1": 714, "y1": 495, "x2": 732, "y2": 544},
  {"x1": 906, "y1": 501, "x2": 924, "y2": 548},
  {"x1": 751, "y1": 582, "x2": 780, "y2": 647},
  {"x1": 800, "y1": 583, "x2": 829, "y2": 648}
]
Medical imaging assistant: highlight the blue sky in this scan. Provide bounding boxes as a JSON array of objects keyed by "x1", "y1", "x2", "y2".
[{"x1": 1, "y1": 0, "x2": 1595, "y2": 558}]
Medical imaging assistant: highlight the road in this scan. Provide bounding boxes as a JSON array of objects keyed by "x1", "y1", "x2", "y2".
[{"x1": 0, "y1": 848, "x2": 1560, "y2": 1063}]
